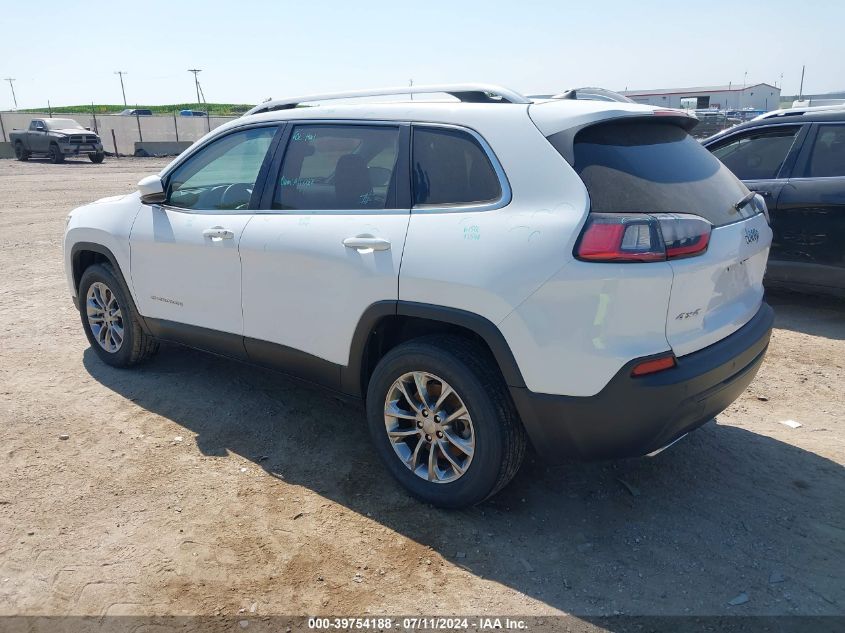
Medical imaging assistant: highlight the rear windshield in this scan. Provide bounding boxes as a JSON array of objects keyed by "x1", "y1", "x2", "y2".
[{"x1": 551, "y1": 121, "x2": 756, "y2": 226}]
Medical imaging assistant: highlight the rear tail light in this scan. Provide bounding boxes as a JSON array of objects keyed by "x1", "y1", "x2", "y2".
[
  {"x1": 576, "y1": 213, "x2": 711, "y2": 263},
  {"x1": 656, "y1": 213, "x2": 711, "y2": 259}
]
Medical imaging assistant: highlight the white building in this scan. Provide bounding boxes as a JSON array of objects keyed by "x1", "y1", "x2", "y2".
[{"x1": 621, "y1": 83, "x2": 781, "y2": 111}]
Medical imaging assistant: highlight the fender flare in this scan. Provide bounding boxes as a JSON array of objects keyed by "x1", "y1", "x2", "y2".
[
  {"x1": 70, "y1": 241, "x2": 151, "y2": 334},
  {"x1": 341, "y1": 300, "x2": 526, "y2": 396}
]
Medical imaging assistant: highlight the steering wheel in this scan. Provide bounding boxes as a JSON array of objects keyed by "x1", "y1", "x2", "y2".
[{"x1": 220, "y1": 183, "x2": 253, "y2": 210}]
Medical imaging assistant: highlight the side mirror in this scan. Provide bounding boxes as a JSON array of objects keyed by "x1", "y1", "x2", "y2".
[{"x1": 138, "y1": 175, "x2": 166, "y2": 205}]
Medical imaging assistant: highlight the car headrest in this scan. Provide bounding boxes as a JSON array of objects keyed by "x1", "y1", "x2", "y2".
[{"x1": 335, "y1": 154, "x2": 372, "y2": 207}]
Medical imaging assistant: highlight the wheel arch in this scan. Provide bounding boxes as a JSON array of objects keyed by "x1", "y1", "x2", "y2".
[
  {"x1": 71, "y1": 242, "x2": 150, "y2": 334},
  {"x1": 71, "y1": 242, "x2": 120, "y2": 293},
  {"x1": 344, "y1": 301, "x2": 526, "y2": 398}
]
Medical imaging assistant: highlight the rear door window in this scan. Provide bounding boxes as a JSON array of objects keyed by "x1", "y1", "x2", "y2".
[
  {"x1": 558, "y1": 121, "x2": 752, "y2": 226},
  {"x1": 710, "y1": 126, "x2": 801, "y2": 180},
  {"x1": 803, "y1": 124, "x2": 845, "y2": 177},
  {"x1": 273, "y1": 125, "x2": 400, "y2": 210},
  {"x1": 412, "y1": 127, "x2": 501, "y2": 206}
]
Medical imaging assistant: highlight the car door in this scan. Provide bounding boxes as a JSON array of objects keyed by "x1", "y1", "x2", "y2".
[
  {"x1": 239, "y1": 122, "x2": 411, "y2": 388},
  {"x1": 31, "y1": 120, "x2": 48, "y2": 152},
  {"x1": 707, "y1": 124, "x2": 807, "y2": 261},
  {"x1": 772, "y1": 122, "x2": 845, "y2": 291},
  {"x1": 129, "y1": 124, "x2": 280, "y2": 353}
]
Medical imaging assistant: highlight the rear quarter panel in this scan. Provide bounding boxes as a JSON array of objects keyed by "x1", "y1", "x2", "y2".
[
  {"x1": 399, "y1": 109, "x2": 589, "y2": 325},
  {"x1": 498, "y1": 261, "x2": 674, "y2": 396}
]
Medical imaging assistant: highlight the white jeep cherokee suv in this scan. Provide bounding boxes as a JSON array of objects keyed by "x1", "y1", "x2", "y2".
[{"x1": 64, "y1": 84, "x2": 774, "y2": 508}]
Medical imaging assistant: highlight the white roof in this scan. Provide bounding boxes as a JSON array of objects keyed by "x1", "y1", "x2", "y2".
[
  {"x1": 236, "y1": 97, "x2": 665, "y2": 129},
  {"x1": 244, "y1": 83, "x2": 530, "y2": 116},
  {"x1": 235, "y1": 83, "x2": 666, "y2": 131}
]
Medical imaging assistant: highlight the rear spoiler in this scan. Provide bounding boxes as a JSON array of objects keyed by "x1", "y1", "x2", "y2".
[{"x1": 539, "y1": 111, "x2": 699, "y2": 166}]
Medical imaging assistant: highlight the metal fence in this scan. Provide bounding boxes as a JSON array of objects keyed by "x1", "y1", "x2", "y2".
[
  {"x1": 0, "y1": 109, "x2": 744, "y2": 154},
  {"x1": 688, "y1": 115, "x2": 743, "y2": 139},
  {"x1": 0, "y1": 111, "x2": 238, "y2": 155}
]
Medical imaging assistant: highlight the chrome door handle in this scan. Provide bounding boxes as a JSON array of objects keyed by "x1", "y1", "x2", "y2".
[
  {"x1": 343, "y1": 235, "x2": 391, "y2": 252},
  {"x1": 203, "y1": 227, "x2": 234, "y2": 240}
]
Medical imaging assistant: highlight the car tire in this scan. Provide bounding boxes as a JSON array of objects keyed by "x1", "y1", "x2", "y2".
[
  {"x1": 14, "y1": 141, "x2": 29, "y2": 161},
  {"x1": 49, "y1": 143, "x2": 65, "y2": 164},
  {"x1": 88, "y1": 152, "x2": 105, "y2": 164},
  {"x1": 365, "y1": 335, "x2": 526, "y2": 508},
  {"x1": 78, "y1": 263, "x2": 159, "y2": 368}
]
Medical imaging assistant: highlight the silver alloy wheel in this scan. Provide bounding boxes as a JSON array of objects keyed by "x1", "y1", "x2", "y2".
[
  {"x1": 86, "y1": 281, "x2": 124, "y2": 353},
  {"x1": 383, "y1": 371, "x2": 476, "y2": 483}
]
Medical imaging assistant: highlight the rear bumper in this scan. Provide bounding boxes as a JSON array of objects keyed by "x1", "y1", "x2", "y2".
[{"x1": 510, "y1": 302, "x2": 774, "y2": 461}]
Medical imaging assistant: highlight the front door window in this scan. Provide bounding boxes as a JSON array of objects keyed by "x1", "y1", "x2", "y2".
[{"x1": 166, "y1": 126, "x2": 277, "y2": 211}]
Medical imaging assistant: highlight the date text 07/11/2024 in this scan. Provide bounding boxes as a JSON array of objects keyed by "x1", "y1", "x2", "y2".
[{"x1": 307, "y1": 617, "x2": 528, "y2": 630}]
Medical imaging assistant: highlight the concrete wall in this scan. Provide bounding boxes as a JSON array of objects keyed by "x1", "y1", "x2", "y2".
[
  {"x1": 0, "y1": 111, "x2": 237, "y2": 156},
  {"x1": 134, "y1": 141, "x2": 193, "y2": 157}
]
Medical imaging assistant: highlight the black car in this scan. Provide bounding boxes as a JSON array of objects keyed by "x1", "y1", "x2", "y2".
[
  {"x1": 703, "y1": 109, "x2": 845, "y2": 296},
  {"x1": 118, "y1": 109, "x2": 153, "y2": 116}
]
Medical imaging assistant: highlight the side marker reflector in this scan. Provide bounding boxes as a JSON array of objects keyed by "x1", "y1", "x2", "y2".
[{"x1": 631, "y1": 354, "x2": 677, "y2": 377}]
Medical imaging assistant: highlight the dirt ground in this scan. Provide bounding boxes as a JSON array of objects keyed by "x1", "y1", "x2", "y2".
[{"x1": 0, "y1": 157, "x2": 843, "y2": 623}]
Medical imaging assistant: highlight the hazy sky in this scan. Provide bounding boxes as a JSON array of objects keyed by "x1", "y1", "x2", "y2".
[{"x1": 2, "y1": 0, "x2": 843, "y2": 109}]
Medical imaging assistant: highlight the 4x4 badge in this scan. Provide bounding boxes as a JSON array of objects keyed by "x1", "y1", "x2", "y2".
[
  {"x1": 675, "y1": 308, "x2": 702, "y2": 320},
  {"x1": 744, "y1": 227, "x2": 760, "y2": 245}
]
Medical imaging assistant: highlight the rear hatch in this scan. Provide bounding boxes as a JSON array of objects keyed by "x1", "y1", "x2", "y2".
[{"x1": 552, "y1": 117, "x2": 772, "y2": 357}]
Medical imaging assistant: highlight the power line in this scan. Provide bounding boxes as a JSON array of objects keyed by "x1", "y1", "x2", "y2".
[
  {"x1": 4, "y1": 78, "x2": 17, "y2": 109},
  {"x1": 187, "y1": 69, "x2": 202, "y2": 106},
  {"x1": 114, "y1": 71, "x2": 128, "y2": 106}
]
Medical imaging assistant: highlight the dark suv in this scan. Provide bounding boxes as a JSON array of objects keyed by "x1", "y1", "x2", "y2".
[{"x1": 703, "y1": 110, "x2": 845, "y2": 296}]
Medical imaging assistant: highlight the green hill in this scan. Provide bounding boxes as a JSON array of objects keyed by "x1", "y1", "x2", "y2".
[{"x1": 19, "y1": 103, "x2": 255, "y2": 116}]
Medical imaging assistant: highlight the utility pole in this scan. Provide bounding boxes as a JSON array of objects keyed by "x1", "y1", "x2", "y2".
[
  {"x1": 188, "y1": 69, "x2": 202, "y2": 106},
  {"x1": 197, "y1": 80, "x2": 210, "y2": 130},
  {"x1": 409, "y1": 78, "x2": 414, "y2": 101},
  {"x1": 799, "y1": 65, "x2": 806, "y2": 100},
  {"x1": 4, "y1": 78, "x2": 17, "y2": 109},
  {"x1": 114, "y1": 71, "x2": 128, "y2": 106}
]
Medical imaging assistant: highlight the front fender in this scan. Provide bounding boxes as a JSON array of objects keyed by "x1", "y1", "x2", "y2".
[{"x1": 63, "y1": 192, "x2": 142, "y2": 302}]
